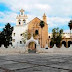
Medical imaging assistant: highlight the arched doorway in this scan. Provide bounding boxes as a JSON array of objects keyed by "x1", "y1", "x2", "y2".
[
  {"x1": 26, "y1": 36, "x2": 38, "y2": 53},
  {"x1": 62, "y1": 41, "x2": 66, "y2": 47},
  {"x1": 68, "y1": 41, "x2": 72, "y2": 47},
  {"x1": 28, "y1": 42, "x2": 36, "y2": 53}
]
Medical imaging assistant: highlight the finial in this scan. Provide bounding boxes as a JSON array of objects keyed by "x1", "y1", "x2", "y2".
[
  {"x1": 43, "y1": 13, "x2": 46, "y2": 17},
  {"x1": 20, "y1": 9, "x2": 24, "y2": 12}
]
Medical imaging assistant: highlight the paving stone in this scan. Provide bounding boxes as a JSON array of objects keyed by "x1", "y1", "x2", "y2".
[
  {"x1": 1, "y1": 63, "x2": 37, "y2": 70},
  {"x1": 46, "y1": 63, "x2": 72, "y2": 71},
  {"x1": 0, "y1": 69, "x2": 5, "y2": 72},
  {"x1": 15, "y1": 66, "x2": 62, "y2": 72},
  {"x1": 29, "y1": 61, "x2": 48, "y2": 66},
  {"x1": 68, "y1": 70, "x2": 72, "y2": 72},
  {"x1": 0, "y1": 54, "x2": 72, "y2": 72},
  {"x1": 0, "y1": 61, "x2": 18, "y2": 67},
  {"x1": 61, "y1": 70, "x2": 69, "y2": 72}
]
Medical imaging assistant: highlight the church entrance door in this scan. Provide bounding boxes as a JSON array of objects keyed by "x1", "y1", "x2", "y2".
[{"x1": 28, "y1": 42, "x2": 36, "y2": 53}]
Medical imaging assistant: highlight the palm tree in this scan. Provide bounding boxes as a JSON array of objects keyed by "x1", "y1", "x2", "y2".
[
  {"x1": 40, "y1": 21, "x2": 45, "y2": 48},
  {"x1": 68, "y1": 20, "x2": 72, "y2": 38}
]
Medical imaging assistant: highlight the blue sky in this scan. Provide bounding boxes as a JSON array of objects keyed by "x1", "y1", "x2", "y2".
[{"x1": 0, "y1": 0, "x2": 72, "y2": 33}]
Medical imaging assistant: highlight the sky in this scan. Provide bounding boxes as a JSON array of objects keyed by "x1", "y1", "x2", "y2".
[{"x1": 0, "y1": 0, "x2": 72, "y2": 33}]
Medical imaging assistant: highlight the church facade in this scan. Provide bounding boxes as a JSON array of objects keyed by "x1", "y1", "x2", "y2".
[
  {"x1": 28, "y1": 16, "x2": 48, "y2": 48},
  {"x1": 12, "y1": 9, "x2": 72, "y2": 49}
]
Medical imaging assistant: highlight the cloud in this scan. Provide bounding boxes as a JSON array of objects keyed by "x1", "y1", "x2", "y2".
[
  {"x1": 47, "y1": 17, "x2": 70, "y2": 28},
  {"x1": 0, "y1": 11, "x2": 17, "y2": 24},
  {"x1": 35, "y1": 4, "x2": 51, "y2": 11},
  {"x1": 0, "y1": 0, "x2": 51, "y2": 13},
  {"x1": 0, "y1": 0, "x2": 72, "y2": 33}
]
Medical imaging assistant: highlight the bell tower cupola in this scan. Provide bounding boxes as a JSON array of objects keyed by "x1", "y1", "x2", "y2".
[
  {"x1": 20, "y1": 9, "x2": 24, "y2": 15},
  {"x1": 16, "y1": 9, "x2": 28, "y2": 26}
]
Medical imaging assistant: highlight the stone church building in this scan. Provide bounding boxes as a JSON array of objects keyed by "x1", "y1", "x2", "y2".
[
  {"x1": 28, "y1": 16, "x2": 48, "y2": 48},
  {"x1": 12, "y1": 9, "x2": 48, "y2": 49},
  {"x1": 12, "y1": 9, "x2": 72, "y2": 49}
]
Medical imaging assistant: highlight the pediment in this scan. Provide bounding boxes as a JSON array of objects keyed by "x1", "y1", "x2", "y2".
[
  {"x1": 28, "y1": 17, "x2": 41, "y2": 24},
  {"x1": 28, "y1": 17, "x2": 48, "y2": 25}
]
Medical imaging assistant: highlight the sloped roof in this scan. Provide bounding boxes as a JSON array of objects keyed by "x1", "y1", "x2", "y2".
[
  {"x1": 27, "y1": 17, "x2": 48, "y2": 25},
  {"x1": 27, "y1": 17, "x2": 41, "y2": 24}
]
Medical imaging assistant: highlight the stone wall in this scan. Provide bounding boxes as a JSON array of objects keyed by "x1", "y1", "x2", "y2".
[
  {"x1": 36, "y1": 44, "x2": 72, "y2": 53},
  {"x1": 0, "y1": 45, "x2": 27, "y2": 54},
  {"x1": 0, "y1": 44, "x2": 72, "y2": 54}
]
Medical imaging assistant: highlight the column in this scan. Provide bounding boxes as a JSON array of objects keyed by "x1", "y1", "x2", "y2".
[
  {"x1": 16, "y1": 19, "x2": 19, "y2": 25},
  {"x1": 21, "y1": 19, "x2": 23, "y2": 25}
]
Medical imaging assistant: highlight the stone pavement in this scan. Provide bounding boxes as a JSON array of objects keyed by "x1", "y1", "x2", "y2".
[{"x1": 0, "y1": 53, "x2": 72, "y2": 72}]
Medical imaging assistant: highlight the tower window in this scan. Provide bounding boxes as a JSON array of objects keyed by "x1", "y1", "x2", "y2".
[
  {"x1": 23, "y1": 20, "x2": 26, "y2": 24},
  {"x1": 19, "y1": 20, "x2": 21, "y2": 25},
  {"x1": 21, "y1": 12, "x2": 23, "y2": 15}
]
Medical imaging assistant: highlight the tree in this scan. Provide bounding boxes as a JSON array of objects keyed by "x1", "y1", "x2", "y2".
[
  {"x1": 51, "y1": 28, "x2": 63, "y2": 47},
  {"x1": 0, "y1": 32, "x2": 5, "y2": 47},
  {"x1": 22, "y1": 30, "x2": 36, "y2": 44},
  {"x1": 68, "y1": 20, "x2": 72, "y2": 38},
  {"x1": 22, "y1": 30, "x2": 28, "y2": 44},
  {"x1": 2, "y1": 23, "x2": 13, "y2": 48},
  {"x1": 39, "y1": 21, "x2": 45, "y2": 48}
]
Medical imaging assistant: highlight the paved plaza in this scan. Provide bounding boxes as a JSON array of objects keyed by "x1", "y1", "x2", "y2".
[{"x1": 0, "y1": 53, "x2": 72, "y2": 72}]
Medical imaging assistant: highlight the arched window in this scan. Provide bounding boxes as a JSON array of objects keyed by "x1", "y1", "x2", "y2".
[
  {"x1": 49, "y1": 36, "x2": 50, "y2": 38},
  {"x1": 19, "y1": 20, "x2": 21, "y2": 25},
  {"x1": 35, "y1": 30, "x2": 38, "y2": 35},
  {"x1": 20, "y1": 41, "x2": 22, "y2": 44},
  {"x1": 21, "y1": 12, "x2": 23, "y2": 15},
  {"x1": 23, "y1": 20, "x2": 26, "y2": 24},
  {"x1": 20, "y1": 34, "x2": 22, "y2": 36}
]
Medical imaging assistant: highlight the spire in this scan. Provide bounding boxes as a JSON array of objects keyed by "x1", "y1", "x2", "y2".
[
  {"x1": 43, "y1": 13, "x2": 47, "y2": 23},
  {"x1": 43, "y1": 13, "x2": 46, "y2": 17}
]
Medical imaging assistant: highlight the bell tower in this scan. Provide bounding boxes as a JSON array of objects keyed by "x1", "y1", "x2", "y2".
[
  {"x1": 43, "y1": 13, "x2": 47, "y2": 23},
  {"x1": 16, "y1": 9, "x2": 28, "y2": 26}
]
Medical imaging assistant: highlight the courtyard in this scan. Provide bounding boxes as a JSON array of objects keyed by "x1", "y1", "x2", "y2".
[{"x1": 0, "y1": 53, "x2": 72, "y2": 72}]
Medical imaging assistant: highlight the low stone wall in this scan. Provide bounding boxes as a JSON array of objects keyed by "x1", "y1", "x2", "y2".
[
  {"x1": 36, "y1": 44, "x2": 72, "y2": 53},
  {"x1": 0, "y1": 44, "x2": 72, "y2": 54},
  {"x1": 0, "y1": 45, "x2": 27, "y2": 54}
]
